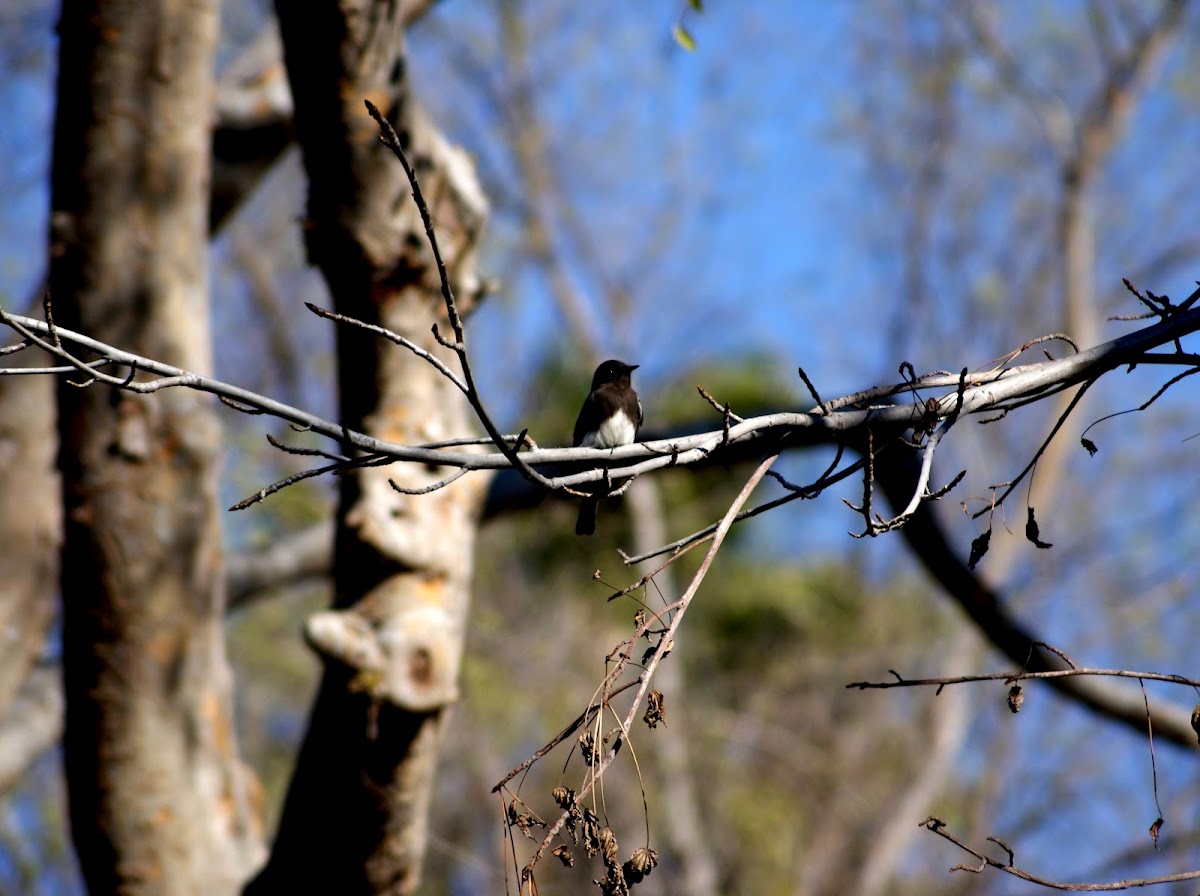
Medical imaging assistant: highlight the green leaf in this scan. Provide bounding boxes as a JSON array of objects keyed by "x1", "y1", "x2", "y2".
[
  {"x1": 688, "y1": 0, "x2": 704, "y2": 10},
  {"x1": 672, "y1": 23, "x2": 697, "y2": 51}
]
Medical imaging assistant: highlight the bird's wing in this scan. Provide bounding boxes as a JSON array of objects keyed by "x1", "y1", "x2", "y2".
[{"x1": 572, "y1": 395, "x2": 597, "y2": 446}]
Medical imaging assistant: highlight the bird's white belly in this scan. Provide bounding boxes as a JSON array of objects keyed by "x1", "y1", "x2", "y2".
[{"x1": 582, "y1": 410, "x2": 637, "y2": 448}]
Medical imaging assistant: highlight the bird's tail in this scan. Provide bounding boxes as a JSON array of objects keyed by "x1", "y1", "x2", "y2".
[{"x1": 575, "y1": 496, "x2": 598, "y2": 536}]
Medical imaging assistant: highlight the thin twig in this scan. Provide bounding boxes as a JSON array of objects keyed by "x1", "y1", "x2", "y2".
[
  {"x1": 696, "y1": 385, "x2": 744, "y2": 423},
  {"x1": 525, "y1": 454, "x2": 778, "y2": 875},
  {"x1": 266, "y1": 432, "x2": 349, "y2": 462},
  {"x1": 797, "y1": 366, "x2": 829, "y2": 414},
  {"x1": 363, "y1": 99, "x2": 556, "y2": 491},
  {"x1": 229, "y1": 453, "x2": 395, "y2": 511},
  {"x1": 621, "y1": 455, "x2": 865, "y2": 565},
  {"x1": 920, "y1": 816, "x2": 1200, "y2": 890},
  {"x1": 305, "y1": 303, "x2": 467, "y2": 391},
  {"x1": 492, "y1": 679, "x2": 643, "y2": 793},
  {"x1": 847, "y1": 666, "x2": 1200, "y2": 691},
  {"x1": 1139, "y1": 679, "x2": 1164, "y2": 846},
  {"x1": 389, "y1": 467, "x2": 469, "y2": 495},
  {"x1": 41, "y1": 292, "x2": 59, "y2": 348},
  {"x1": 1080, "y1": 365, "x2": 1200, "y2": 443},
  {"x1": 973, "y1": 379, "x2": 1094, "y2": 519}
]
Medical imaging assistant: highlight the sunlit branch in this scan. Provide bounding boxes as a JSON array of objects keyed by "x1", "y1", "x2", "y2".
[
  {"x1": 5, "y1": 281, "x2": 1200, "y2": 539},
  {"x1": 0, "y1": 305, "x2": 1190, "y2": 477}
]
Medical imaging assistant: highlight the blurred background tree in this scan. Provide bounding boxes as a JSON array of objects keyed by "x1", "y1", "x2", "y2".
[{"x1": 1, "y1": 1, "x2": 1199, "y2": 894}]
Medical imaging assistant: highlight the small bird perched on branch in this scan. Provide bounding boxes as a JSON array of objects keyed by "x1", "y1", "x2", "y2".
[{"x1": 572, "y1": 359, "x2": 643, "y2": 536}]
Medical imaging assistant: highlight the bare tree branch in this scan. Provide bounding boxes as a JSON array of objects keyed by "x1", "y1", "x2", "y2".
[
  {"x1": 0, "y1": 666, "x2": 62, "y2": 795},
  {"x1": 921, "y1": 816, "x2": 1200, "y2": 891},
  {"x1": 848, "y1": 664, "x2": 1200, "y2": 692},
  {"x1": 507, "y1": 454, "x2": 779, "y2": 883},
  {"x1": 227, "y1": 521, "x2": 334, "y2": 610},
  {"x1": 873, "y1": 445, "x2": 1199, "y2": 749},
  {"x1": 6, "y1": 284, "x2": 1200, "y2": 534}
]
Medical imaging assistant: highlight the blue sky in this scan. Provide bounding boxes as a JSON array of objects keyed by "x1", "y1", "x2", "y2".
[{"x1": 3, "y1": 2, "x2": 1200, "y2": 892}]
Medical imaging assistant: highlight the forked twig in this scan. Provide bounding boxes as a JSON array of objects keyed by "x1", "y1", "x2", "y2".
[
  {"x1": 520, "y1": 454, "x2": 779, "y2": 876},
  {"x1": 363, "y1": 99, "x2": 556, "y2": 491},
  {"x1": 920, "y1": 816, "x2": 1200, "y2": 890}
]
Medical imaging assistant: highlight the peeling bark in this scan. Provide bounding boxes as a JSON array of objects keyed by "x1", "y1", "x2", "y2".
[{"x1": 247, "y1": 2, "x2": 489, "y2": 893}]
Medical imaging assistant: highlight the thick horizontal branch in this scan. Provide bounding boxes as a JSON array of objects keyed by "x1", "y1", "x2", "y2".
[{"x1": 4, "y1": 290, "x2": 1200, "y2": 494}]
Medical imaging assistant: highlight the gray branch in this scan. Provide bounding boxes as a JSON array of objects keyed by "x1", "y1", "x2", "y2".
[{"x1": 4, "y1": 283, "x2": 1200, "y2": 525}]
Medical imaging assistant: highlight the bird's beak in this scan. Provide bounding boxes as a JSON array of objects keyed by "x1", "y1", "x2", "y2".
[{"x1": 629, "y1": 364, "x2": 640, "y2": 371}]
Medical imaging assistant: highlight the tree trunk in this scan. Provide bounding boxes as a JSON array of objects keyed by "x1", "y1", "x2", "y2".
[
  {"x1": 248, "y1": 2, "x2": 489, "y2": 893},
  {"x1": 50, "y1": 0, "x2": 265, "y2": 891}
]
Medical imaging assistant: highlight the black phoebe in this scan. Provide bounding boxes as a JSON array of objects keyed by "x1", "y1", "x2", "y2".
[{"x1": 572, "y1": 359, "x2": 643, "y2": 536}]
